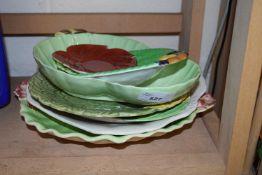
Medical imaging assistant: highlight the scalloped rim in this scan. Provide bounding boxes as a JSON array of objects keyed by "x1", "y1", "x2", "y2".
[
  {"x1": 20, "y1": 99, "x2": 198, "y2": 144},
  {"x1": 19, "y1": 76, "x2": 206, "y2": 136},
  {"x1": 15, "y1": 79, "x2": 214, "y2": 144}
]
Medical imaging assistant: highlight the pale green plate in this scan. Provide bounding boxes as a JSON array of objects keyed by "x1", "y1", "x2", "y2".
[
  {"x1": 29, "y1": 72, "x2": 189, "y2": 119},
  {"x1": 19, "y1": 99, "x2": 198, "y2": 144}
]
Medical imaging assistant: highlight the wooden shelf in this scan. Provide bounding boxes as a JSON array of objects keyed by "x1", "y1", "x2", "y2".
[
  {"x1": 0, "y1": 77, "x2": 225, "y2": 175},
  {"x1": 1, "y1": 0, "x2": 260, "y2": 174}
]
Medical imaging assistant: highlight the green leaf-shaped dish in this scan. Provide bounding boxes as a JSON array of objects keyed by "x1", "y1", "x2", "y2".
[
  {"x1": 19, "y1": 99, "x2": 198, "y2": 144},
  {"x1": 29, "y1": 72, "x2": 189, "y2": 119}
]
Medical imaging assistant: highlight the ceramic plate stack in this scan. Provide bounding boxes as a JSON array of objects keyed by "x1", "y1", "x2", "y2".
[{"x1": 15, "y1": 32, "x2": 215, "y2": 144}]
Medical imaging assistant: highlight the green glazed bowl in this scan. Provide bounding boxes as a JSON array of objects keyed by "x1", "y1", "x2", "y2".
[
  {"x1": 33, "y1": 33, "x2": 200, "y2": 105},
  {"x1": 33, "y1": 33, "x2": 149, "y2": 69},
  {"x1": 34, "y1": 33, "x2": 154, "y2": 85},
  {"x1": 33, "y1": 33, "x2": 185, "y2": 85},
  {"x1": 38, "y1": 59, "x2": 200, "y2": 105}
]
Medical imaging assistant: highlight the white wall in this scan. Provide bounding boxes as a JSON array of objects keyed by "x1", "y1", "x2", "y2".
[
  {"x1": 200, "y1": 0, "x2": 221, "y2": 71},
  {"x1": 1, "y1": 0, "x2": 220, "y2": 77}
]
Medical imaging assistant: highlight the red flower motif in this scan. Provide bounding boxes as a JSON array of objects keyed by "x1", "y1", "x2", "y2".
[{"x1": 52, "y1": 44, "x2": 136, "y2": 73}]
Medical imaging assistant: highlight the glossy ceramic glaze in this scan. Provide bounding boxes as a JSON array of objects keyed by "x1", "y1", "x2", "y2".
[
  {"x1": 23, "y1": 76, "x2": 206, "y2": 135},
  {"x1": 37, "y1": 59, "x2": 200, "y2": 105},
  {"x1": 33, "y1": 33, "x2": 185, "y2": 85},
  {"x1": 55, "y1": 48, "x2": 176, "y2": 85},
  {"x1": 20, "y1": 98, "x2": 198, "y2": 144},
  {"x1": 29, "y1": 72, "x2": 188, "y2": 118},
  {"x1": 15, "y1": 76, "x2": 213, "y2": 144}
]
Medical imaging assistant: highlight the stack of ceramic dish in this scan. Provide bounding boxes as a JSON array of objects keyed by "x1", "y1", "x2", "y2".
[{"x1": 15, "y1": 32, "x2": 215, "y2": 144}]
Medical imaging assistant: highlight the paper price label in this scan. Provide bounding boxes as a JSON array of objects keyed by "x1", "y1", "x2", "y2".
[{"x1": 138, "y1": 92, "x2": 173, "y2": 103}]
